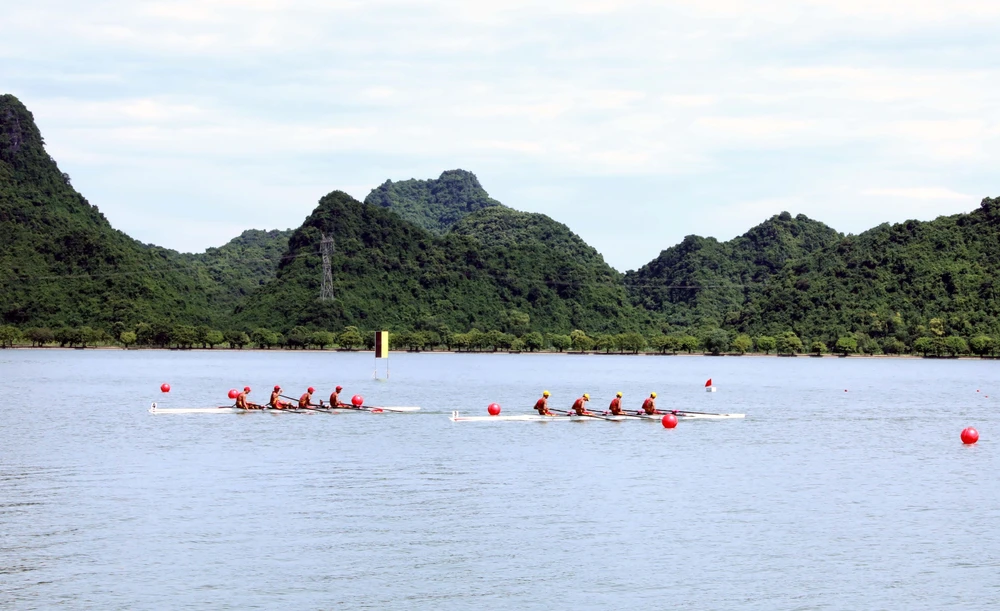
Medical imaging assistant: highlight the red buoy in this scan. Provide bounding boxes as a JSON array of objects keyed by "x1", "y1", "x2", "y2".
[
  {"x1": 227, "y1": 389, "x2": 239, "y2": 399},
  {"x1": 661, "y1": 414, "x2": 678, "y2": 429},
  {"x1": 160, "y1": 383, "x2": 170, "y2": 393},
  {"x1": 352, "y1": 394, "x2": 364, "y2": 407},
  {"x1": 488, "y1": 403, "x2": 501, "y2": 416},
  {"x1": 961, "y1": 427, "x2": 980, "y2": 445}
]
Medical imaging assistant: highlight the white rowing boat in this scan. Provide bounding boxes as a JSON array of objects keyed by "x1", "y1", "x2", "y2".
[
  {"x1": 449, "y1": 410, "x2": 745, "y2": 422},
  {"x1": 149, "y1": 403, "x2": 420, "y2": 414},
  {"x1": 448, "y1": 412, "x2": 630, "y2": 422}
]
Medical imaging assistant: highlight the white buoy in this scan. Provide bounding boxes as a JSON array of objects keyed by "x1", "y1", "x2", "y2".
[{"x1": 706, "y1": 386, "x2": 717, "y2": 393}]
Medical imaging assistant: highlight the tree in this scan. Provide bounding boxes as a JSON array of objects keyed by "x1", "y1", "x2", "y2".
[
  {"x1": 776, "y1": 331, "x2": 802, "y2": 354},
  {"x1": 311, "y1": 331, "x2": 335, "y2": 349},
  {"x1": 522, "y1": 331, "x2": 544, "y2": 352},
  {"x1": 251, "y1": 328, "x2": 279, "y2": 349},
  {"x1": 650, "y1": 335, "x2": 676, "y2": 354},
  {"x1": 451, "y1": 333, "x2": 470, "y2": 352},
  {"x1": 195, "y1": 325, "x2": 212, "y2": 348},
  {"x1": 835, "y1": 336, "x2": 858, "y2": 355},
  {"x1": 550, "y1": 334, "x2": 572, "y2": 352},
  {"x1": 617, "y1": 332, "x2": 647, "y2": 354},
  {"x1": 928, "y1": 317, "x2": 946, "y2": 337},
  {"x1": 732, "y1": 334, "x2": 752, "y2": 354},
  {"x1": 703, "y1": 329, "x2": 730, "y2": 355},
  {"x1": 943, "y1": 336, "x2": 969, "y2": 357},
  {"x1": 913, "y1": 337, "x2": 936, "y2": 356},
  {"x1": 338, "y1": 326, "x2": 364, "y2": 350},
  {"x1": 570, "y1": 330, "x2": 594, "y2": 352},
  {"x1": 25, "y1": 327, "x2": 54, "y2": 347},
  {"x1": 110, "y1": 321, "x2": 127, "y2": 342},
  {"x1": 287, "y1": 326, "x2": 311, "y2": 349},
  {"x1": 135, "y1": 323, "x2": 154, "y2": 346},
  {"x1": 172, "y1": 325, "x2": 197, "y2": 349},
  {"x1": 510, "y1": 337, "x2": 525, "y2": 352},
  {"x1": 678, "y1": 335, "x2": 700, "y2": 354},
  {"x1": 756, "y1": 336, "x2": 776, "y2": 354},
  {"x1": 205, "y1": 330, "x2": 225, "y2": 348},
  {"x1": 485, "y1": 330, "x2": 506, "y2": 352},
  {"x1": 120, "y1": 331, "x2": 137, "y2": 348},
  {"x1": 810, "y1": 340, "x2": 827, "y2": 355},
  {"x1": 78, "y1": 326, "x2": 100, "y2": 347},
  {"x1": 594, "y1": 334, "x2": 616, "y2": 353},
  {"x1": 881, "y1": 338, "x2": 906, "y2": 355},
  {"x1": 0, "y1": 325, "x2": 21, "y2": 347},
  {"x1": 969, "y1": 335, "x2": 993, "y2": 356},
  {"x1": 225, "y1": 330, "x2": 250, "y2": 349}
]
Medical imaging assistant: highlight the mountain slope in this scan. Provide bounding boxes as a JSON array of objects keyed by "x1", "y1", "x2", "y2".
[
  {"x1": 0, "y1": 94, "x2": 288, "y2": 329},
  {"x1": 234, "y1": 192, "x2": 652, "y2": 334},
  {"x1": 363, "y1": 169, "x2": 502, "y2": 234},
  {"x1": 742, "y1": 199, "x2": 1000, "y2": 341},
  {"x1": 625, "y1": 212, "x2": 842, "y2": 326}
]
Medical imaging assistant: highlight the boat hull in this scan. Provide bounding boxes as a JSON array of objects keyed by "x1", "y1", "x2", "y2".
[{"x1": 149, "y1": 403, "x2": 420, "y2": 414}]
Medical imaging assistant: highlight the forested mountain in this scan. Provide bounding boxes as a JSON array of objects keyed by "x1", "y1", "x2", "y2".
[
  {"x1": 182, "y1": 229, "x2": 292, "y2": 312},
  {"x1": 741, "y1": 198, "x2": 1000, "y2": 343},
  {"x1": 625, "y1": 212, "x2": 841, "y2": 327},
  {"x1": 5, "y1": 92, "x2": 1000, "y2": 356},
  {"x1": 363, "y1": 169, "x2": 502, "y2": 234},
  {"x1": 233, "y1": 191, "x2": 652, "y2": 334},
  {"x1": 0, "y1": 94, "x2": 221, "y2": 327},
  {"x1": 0, "y1": 94, "x2": 288, "y2": 329}
]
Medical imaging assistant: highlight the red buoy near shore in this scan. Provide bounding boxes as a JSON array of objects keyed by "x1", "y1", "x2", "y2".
[
  {"x1": 160, "y1": 383, "x2": 170, "y2": 393},
  {"x1": 661, "y1": 414, "x2": 678, "y2": 429},
  {"x1": 228, "y1": 389, "x2": 239, "y2": 399},
  {"x1": 961, "y1": 427, "x2": 980, "y2": 445},
  {"x1": 352, "y1": 394, "x2": 364, "y2": 407},
  {"x1": 488, "y1": 403, "x2": 501, "y2": 416}
]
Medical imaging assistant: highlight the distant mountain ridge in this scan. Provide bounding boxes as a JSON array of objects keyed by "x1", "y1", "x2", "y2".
[
  {"x1": 625, "y1": 212, "x2": 842, "y2": 327},
  {"x1": 4, "y1": 91, "x2": 1000, "y2": 353},
  {"x1": 363, "y1": 169, "x2": 502, "y2": 234}
]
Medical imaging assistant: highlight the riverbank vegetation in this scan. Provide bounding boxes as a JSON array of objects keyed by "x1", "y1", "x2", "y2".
[{"x1": 2, "y1": 323, "x2": 997, "y2": 358}]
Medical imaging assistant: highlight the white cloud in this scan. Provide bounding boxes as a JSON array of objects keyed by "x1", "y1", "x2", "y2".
[{"x1": 2, "y1": 0, "x2": 999, "y2": 267}]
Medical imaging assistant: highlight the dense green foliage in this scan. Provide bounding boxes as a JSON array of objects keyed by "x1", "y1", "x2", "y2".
[
  {"x1": 233, "y1": 191, "x2": 653, "y2": 334},
  {"x1": 740, "y1": 198, "x2": 1000, "y2": 346},
  {"x1": 625, "y1": 212, "x2": 841, "y2": 327},
  {"x1": 363, "y1": 169, "x2": 502, "y2": 234},
  {"x1": 0, "y1": 94, "x2": 288, "y2": 329},
  {"x1": 4, "y1": 93, "x2": 1000, "y2": 358}
]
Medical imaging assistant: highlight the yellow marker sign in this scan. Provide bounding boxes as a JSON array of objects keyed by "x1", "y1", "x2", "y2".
[{"x1": 375, "y1": 331, "x2": 389, "y2": 359}]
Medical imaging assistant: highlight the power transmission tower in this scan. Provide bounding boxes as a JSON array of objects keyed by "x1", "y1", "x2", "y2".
[{"x1": 319, "y1": 234, "x2": 335, "y2": 301}]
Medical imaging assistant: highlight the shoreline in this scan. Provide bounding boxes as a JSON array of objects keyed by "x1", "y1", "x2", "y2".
[{"x1": 1, "y1": 345, "x2": 995, "y2": 360}]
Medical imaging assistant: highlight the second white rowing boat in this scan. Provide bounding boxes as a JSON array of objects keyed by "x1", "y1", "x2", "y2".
[
  {"x1": 449, "y1": 410, "x2": 745, "y2": 422},
  {"x1": 149, "y1": 403, "x2": 420, "y2": 414}
]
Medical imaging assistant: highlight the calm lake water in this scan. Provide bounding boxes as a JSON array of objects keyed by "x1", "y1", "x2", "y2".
[{"x1": 1, "y1": 349, "x2": 997, "y2": 610}]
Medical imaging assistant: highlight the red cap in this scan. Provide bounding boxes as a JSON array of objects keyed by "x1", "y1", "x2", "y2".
[
  {"x1": 307, "y1": 387, "x2": 315, "y2": 393},
  {"x1": 336, "y1": 385, "x2": 343, "y2": 392},
  {"x1": 274, "y1": 385, "x2": 280, "y2": 391}
]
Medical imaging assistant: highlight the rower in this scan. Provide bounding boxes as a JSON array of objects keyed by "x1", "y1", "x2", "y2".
[
  {"x1": 534, "y1": 390, "x2": 554, "y2": 416},
  {"x1": 608, "y1": 392, "x2": 624, "y2": 415},
  {"x1": 641, "y1": 392, "x2": 658, "y2": 415},
  {"x1": 571, "y1": 393, "x2": 591, "y2": 415},
  {"x1": 236, "y1": 386, "x2": 259, "y2": 410},
  {"x1": 299, "y1": 387, "x2": 315, "y2": 409},
  {"x1": 268, "y1": 385, "x2": 290, "y2": 410},
  {"x1": 324, "y1": 385, "x2": 344, "y2": 408}
]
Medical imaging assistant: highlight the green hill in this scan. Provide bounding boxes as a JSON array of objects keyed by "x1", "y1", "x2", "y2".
[
  {"x1": 233, "y1": 192, "x2": 652, "y2": 334},
  {"x1": 741, "y1": 199, "x2": 1000, "y2": 344},
  {"x1": 624, "y1": 212, "x2": 841, "y2": 327},
  {"x1": 0, "y1": 94, "x2": 289, "y2": 330},
  {"x1": 363, "y1": 169, "x2": 502, "y2": 234}
]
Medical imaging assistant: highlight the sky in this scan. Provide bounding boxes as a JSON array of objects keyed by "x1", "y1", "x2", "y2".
[{"x1": 2, "y1": 0, "x2": 999, "y2": 271}]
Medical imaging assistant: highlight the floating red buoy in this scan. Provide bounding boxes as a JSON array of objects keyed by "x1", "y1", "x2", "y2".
[
  {"x1": 352, "y1": 394, "x2": 364, "y2": 407},
  {"x1": 961, "y1": 427, "x2": 979, "y2": 445},
  {"x1": 661, "y1": 414, "x2": 678, "y2": 429},
  {"x1": 160, "y1": 383, "x2": 170, "y2": 393},
  {"x1": 227, "y1": 389, "x2": 239, "y2": 399},
  {"x1": 487, "y1": 403, "x2": 501, "y2": 416}
]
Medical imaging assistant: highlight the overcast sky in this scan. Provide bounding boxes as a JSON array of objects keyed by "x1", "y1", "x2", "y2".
[{"x1": 3, "y1": 0, "x2": 999, "y2": 270}]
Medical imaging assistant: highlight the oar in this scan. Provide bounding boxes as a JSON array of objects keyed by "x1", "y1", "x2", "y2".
[
  {"x1": 664, "y1": 409, "x2": 726, "y2": 416},
  {"x1": 553, "y1": 408, "x2": 615, "y2": 421}
]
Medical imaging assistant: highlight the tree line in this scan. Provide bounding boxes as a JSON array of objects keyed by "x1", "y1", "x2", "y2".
[{"x1": 1, "y1": 321, "x2": 999, "y2": 357}]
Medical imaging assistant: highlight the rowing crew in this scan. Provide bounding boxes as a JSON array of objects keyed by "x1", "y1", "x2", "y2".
[
  {"x1": 234, "y1": 385, "x2": 350, "y2": 410},
  {"x1": 533, "y1": 390, "x2": 664, "y2": 417}
]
